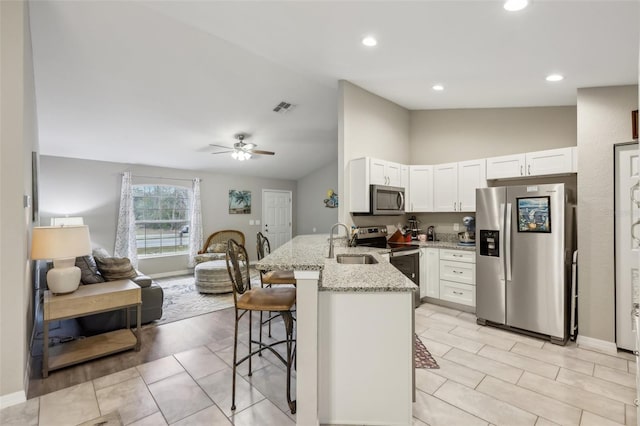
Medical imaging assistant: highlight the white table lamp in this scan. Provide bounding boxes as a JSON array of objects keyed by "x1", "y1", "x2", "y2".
[{"x1": 31, "y1": 225, "x2": 91, "y2": 294}]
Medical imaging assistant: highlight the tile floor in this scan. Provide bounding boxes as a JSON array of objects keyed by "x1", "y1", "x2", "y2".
[{"x1": 1, "y1": 302, "x2": 638, "y2": 425}]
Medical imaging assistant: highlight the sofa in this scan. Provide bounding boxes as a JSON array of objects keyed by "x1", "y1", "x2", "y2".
[{"x1": 35, "y1": 249, "x2": 164, "y2": 335}]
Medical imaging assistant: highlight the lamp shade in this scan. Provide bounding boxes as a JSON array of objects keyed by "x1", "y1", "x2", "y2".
[{"x1": 31, "y1": 225, "x2": 91, "y2": 260}]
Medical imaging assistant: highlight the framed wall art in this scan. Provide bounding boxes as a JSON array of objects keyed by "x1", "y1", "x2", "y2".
[
  {"x1": 517, "y1": 196, "x2": 551, "y2": 233},
  {"x1": 229, "y1": 190, "x2": 251, "y2": 214}
]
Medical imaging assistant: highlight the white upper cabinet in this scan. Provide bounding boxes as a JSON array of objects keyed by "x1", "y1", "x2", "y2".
[
  {"x1": 486, "y1": 147, "x2": 576, "y2": 180},
  {"x1": 458, "y1": 160, "x2": 487, "y2": 211},
  {"x1": 370, "y1": 158, "x2": 403, "y2": 187},
  {"x1": 434, "y1": 163, "x2": 459, "y2": 211},
  {"x1": 408, "y1": 165, "x2": 434, "y2": 212},
  {"x1": 485, "y1": 154, "x2": 526, "y2": 180},
  {"x1": 349, "y1": 157, "x2": 407, "y2": 213},
  {"x1": 434, "y1": 160, "x2": 486, "y2": 212}
]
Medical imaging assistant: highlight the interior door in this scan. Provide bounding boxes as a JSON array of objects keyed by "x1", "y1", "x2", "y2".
[
  {"x1": 262, "y1": 189, "x2": 292, "y2": 251},
  {"x1": 615, "y1": 143, "x2": 640, "y2": 351}
]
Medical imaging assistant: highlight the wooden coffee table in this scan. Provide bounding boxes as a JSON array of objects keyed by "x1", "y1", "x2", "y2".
[{"x1": 42, "y1": 279, "x2": 142, "y2": 378}]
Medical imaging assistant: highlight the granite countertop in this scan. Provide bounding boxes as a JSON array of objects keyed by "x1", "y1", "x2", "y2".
[
  {"x1": 390, "y1": 240, "x2": 477, "y2": 252},
  {"x1": 256, "y1": 234, "x2": 416, "y2": 293}
]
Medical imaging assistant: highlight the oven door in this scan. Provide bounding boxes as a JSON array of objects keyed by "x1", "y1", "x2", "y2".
[{"x1": 389, "y1": 249, "x2": 421, "y2": 307}]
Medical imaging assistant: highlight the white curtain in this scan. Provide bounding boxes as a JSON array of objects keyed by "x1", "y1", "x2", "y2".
[
  {"x1": 188, "y1": 178, "x2": 203, "y2": 267},
  {"x1": 114, "y1": 171, "x2": 138, "y2": 267}
]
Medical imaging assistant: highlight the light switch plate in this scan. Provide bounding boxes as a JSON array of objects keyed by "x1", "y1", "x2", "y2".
[
  {"x1": 255, "y1": 220, "x2": 260, "y2": 225},
  {"x1": 453, "y1": 223, "x2": 460, "y2": 231},
  {"x1": 249, "y1": 220, "x2": 255, "y2": 225}
]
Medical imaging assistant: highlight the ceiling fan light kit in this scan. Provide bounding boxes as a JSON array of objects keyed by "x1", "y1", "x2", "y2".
[{"x1": 210, "y1": 133, "x2": 275, "y2": 161}]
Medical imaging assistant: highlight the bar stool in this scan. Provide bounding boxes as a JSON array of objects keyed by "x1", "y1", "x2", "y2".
[
  {"x1": 256, "y1": 232, "x2": 297, "y2": 339},
  {"x1": 226, "y1": 238, "x2": 297, "y2": 414}
]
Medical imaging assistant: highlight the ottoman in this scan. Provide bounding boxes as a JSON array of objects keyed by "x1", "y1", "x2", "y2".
[{"x1": 194, "y1": 260, "x2": 234, "y2": 294}]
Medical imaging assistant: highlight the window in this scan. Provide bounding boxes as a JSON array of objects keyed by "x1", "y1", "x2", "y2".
[{"x1": 133, "y1": 184, "x2": 191, "y2": 256}]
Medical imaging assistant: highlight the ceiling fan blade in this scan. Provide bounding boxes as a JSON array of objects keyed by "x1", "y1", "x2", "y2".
[
  {"x1": 211, "y1": 150, "x2": 234, "y2": 155},
  {"x1": 249, "y1": 149, "x2": 275, "y2": 156},
  {"x1": 209, "y1": 143, "x2": 232, "y2": 149}
]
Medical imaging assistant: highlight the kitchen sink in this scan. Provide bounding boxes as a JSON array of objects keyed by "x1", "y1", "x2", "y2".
[{"x1": 336, "y1": 254, "x2": 378, "y2": 264}]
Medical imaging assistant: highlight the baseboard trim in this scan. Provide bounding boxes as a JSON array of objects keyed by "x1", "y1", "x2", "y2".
[
  {"x1": 0, "y1": 390, "x2": 27, "y2": 410},
  {"x1": 576, "y1": 335, "x2": 618, "y2": 354},
  {"x1": 149, "y1": 270, "x2": 191, "y2": 279}
]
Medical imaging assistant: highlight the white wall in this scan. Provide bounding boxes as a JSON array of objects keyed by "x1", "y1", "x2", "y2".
[
  {"x1": 338, "y1": 81, "x2": 411, "y2": 225},
  {"x1": 410, "y1": 106, "x2": 577, "y2": 164},
  {"x1": 296, "y1": 160, "x2": 338, "y2": 235},
  {"x1": 0, "y1": 0, "x2": 38, "y2": 406},
  {"x1": 39, "y1": 156, "x2": 297, "y2": 274},
  {"x1": 577, "y1": 85, "x2": 639, "y2": 343}
]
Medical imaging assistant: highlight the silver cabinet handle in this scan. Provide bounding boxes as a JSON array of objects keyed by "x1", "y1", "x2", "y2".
[
  {"x1": 520, "y1": 165, "x2": 523, "y2": 176},
  {"x1": 632, "y1": 220, "x2": 640, "y2": 243},
  {"x1": 528, "y1": 164, "x2": 531, "y2": 175},
  {"x1": 631, "y1": 181, "x2": 640, "y2": 206},
  {"x1": 453, "y1": 291, "x2": 464, "y2": 296}
]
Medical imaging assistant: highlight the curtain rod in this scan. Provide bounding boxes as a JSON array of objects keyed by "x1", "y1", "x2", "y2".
[{"x1": 127, "y1": 174, "x2": 202, "y2": 183}]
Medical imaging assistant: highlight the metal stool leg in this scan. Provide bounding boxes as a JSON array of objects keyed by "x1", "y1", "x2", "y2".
[
  {"x1": 282, "y1": 311, "x2": 296, "y2": 414},
  {"x1": 231, "y1": 309, "x2": 240, "y2": 411},
  {"x1": 248, "y1": 310, "x2": 253, "y2": 376}
]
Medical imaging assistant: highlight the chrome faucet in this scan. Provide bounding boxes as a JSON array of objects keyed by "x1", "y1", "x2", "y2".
[{"x1": 328, "y1": 222, "x2": 350, "y2": 259}]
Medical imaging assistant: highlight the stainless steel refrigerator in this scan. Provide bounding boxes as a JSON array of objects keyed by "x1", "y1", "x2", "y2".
[{"x1": 476, "y1": 184, "x2": 574, "y2": 344}]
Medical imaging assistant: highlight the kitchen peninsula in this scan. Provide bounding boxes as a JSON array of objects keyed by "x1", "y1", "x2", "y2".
[{"x1": 256, "y1": 234, "x2": 416, "y2": 426}]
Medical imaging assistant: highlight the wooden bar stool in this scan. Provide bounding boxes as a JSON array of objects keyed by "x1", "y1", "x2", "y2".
[
  {"x1": 256, "y1": 232, "x2": 297, "y2": 339},
  {"x1": 226, "y1": 238, "x2": 297, "y2": 414}
]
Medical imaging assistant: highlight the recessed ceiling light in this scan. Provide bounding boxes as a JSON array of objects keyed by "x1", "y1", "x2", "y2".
[
  {"x1": 504, "y1": 0, "x2": 528, "y2": 11},
  {"x1": 432, "y1": 85, "x2": 444, "y2": 91},
  {"x1": 545, "y1": 74, "x2": 564, "y2": 82},
  {"x1": 362, "y1": 36, "x2": 377, "y2": 47}
]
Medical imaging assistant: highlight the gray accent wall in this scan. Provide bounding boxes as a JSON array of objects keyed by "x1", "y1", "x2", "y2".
[
  {"x1": 1, "y1": 0, "x2": 39, "y2": 403},
  {"x1": 39, "y1": 156, "x2": 297, "y2": 275},
  {"x1": 410, "y1": 106, "x2": 577, "y2": 164},
  {"x1": 296, "y1": 160, "x2": 339, "y2": 235},
  {"x1": 577, "y1": 85, "x2": 639, "y2": 343}
]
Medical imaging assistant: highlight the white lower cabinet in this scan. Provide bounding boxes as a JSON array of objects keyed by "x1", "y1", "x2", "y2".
[
  {"x1": 420, "y1": 247, "x2": 439, "y2": 299},
  {"x1": 438, "y1": 249, "x2": 476, "y2": 308}
]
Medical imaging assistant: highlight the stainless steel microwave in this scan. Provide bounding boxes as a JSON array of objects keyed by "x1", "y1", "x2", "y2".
[{"x1": 369, "y1": 185, "x2": 405, "y2": 215}]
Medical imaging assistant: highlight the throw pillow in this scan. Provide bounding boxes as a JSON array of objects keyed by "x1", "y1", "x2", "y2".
[
  {"x1": 208, "y1": 242, "x2": 227, "y2": 253},
  {"x1": 95, "y1": 257, "x2": 138, "y2": 281},
  {"x1": 92, "y1": 247, "x2": 111, "y2": 259},
  {"x1": 75, "y1": 256, "x2": 106, "y2": 284}
]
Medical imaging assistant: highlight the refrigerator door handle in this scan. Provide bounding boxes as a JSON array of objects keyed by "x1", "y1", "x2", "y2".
[
  {"x1": 505, "y1": 202, "x2": 513, "y2": 281},
  {"x1": 499, "y1": 202, "x2": 506, "y2": 281}
]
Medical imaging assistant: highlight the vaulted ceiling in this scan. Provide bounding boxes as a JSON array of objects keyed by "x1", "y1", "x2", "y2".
[{"x1": 29, "y1": 1, "x2": 639, "y2": 180}]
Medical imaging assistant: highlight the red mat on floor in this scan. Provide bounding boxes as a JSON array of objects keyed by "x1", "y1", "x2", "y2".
[{"x1": 415, "y1": 334, "x2": 439, "y2": 369}]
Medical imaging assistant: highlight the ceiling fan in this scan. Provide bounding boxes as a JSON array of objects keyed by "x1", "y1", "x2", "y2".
[{"x1": 209, "y1": 134, "x2": 275, "y2": 161}]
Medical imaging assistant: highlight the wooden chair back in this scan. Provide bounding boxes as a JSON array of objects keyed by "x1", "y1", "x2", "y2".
[{"x1": 199, "y1": 230, "x2": 245, "y2": 254}]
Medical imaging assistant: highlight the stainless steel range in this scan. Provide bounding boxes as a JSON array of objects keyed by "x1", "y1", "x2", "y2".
[{"x1": 353, "y1": 226, "x2": 421, "y2": 307}]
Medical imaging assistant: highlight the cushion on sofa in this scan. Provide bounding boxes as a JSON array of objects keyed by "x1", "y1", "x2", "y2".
[
  {"x1": 75, "y1": 255, "x2": 106, "y2": 284},
  {"x1": 95, "y1": 257, "x2": 138, "y2": 281},
  {"x1": 132, "y1": 274, "x2": 153, "y2": 288},
  {"x1": 92, "y1": 247, "x2": 111, "y2": 259}
]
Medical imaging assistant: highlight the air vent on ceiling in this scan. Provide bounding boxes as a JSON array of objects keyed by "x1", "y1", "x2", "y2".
[{"x1": 273, "y1": 101, "x2": 295, "y2": 113}]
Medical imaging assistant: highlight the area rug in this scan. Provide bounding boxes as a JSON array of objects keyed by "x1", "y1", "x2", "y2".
[
  {"x1": 153, "y1": 269, "x2": 260, "y2": 325},
  {"x1": 415, "y1": 334, "x2": 439, "y2": 369}
]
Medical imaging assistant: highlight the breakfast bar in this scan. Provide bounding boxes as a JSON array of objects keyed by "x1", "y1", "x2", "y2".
[{"x1": 256, "y1": 234, "x2": 416, "y2": 426}]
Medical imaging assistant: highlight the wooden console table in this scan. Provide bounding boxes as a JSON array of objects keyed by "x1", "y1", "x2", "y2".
[{"x1": 42, "y1": 279, "x2": 142, "y2": 378}]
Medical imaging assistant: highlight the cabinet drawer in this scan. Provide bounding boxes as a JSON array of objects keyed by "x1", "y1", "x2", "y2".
[
  {"x1": 439, "y1": 260, "x2": 475, "y2": 285},
  {"x1": 439, "y1": 249, "x2": 475, "y2": 264},
  {"x1": 439, "y1": 281, "x2": 475, "y2": 307}
]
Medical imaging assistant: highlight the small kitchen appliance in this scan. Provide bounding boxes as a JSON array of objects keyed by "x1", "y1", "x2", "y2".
[
  {"x1": 458, "y1": 216, "x2": 476, "y2": 246},
  {"x1": 426, "y1": 226, "x2": 436, "y2": 241},
  {"x1": 407, "y1": 216, "x2": 420, "y2": 240}
]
